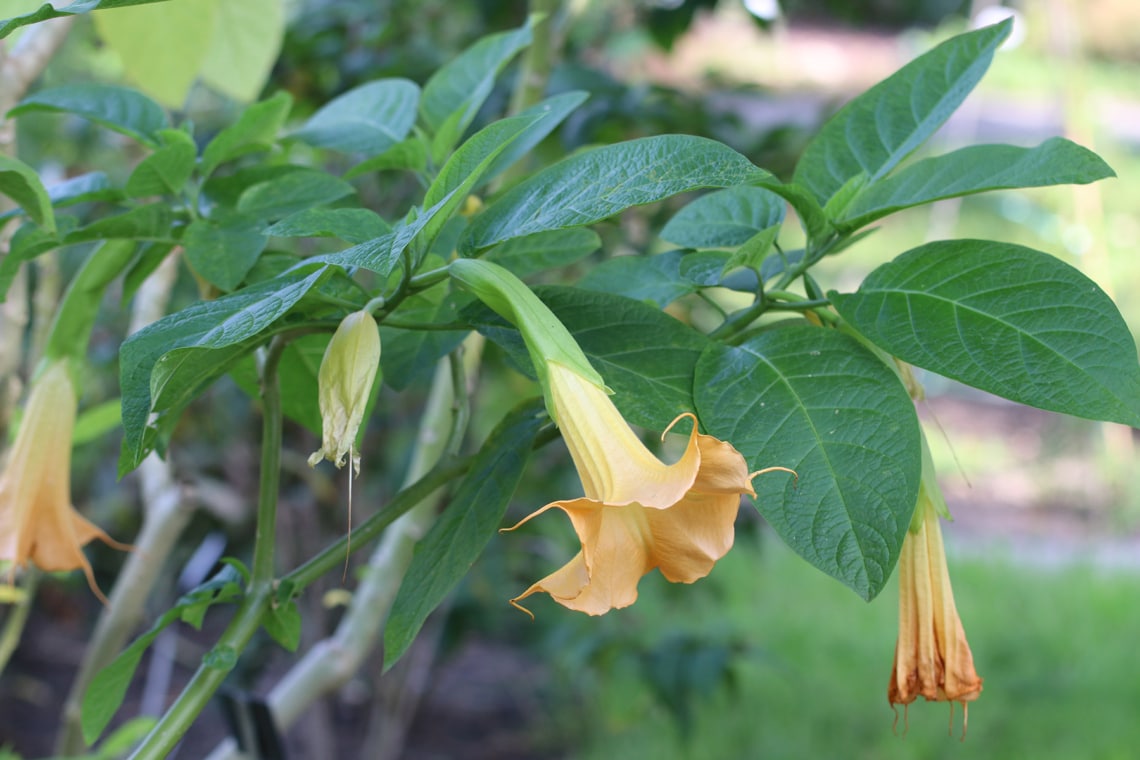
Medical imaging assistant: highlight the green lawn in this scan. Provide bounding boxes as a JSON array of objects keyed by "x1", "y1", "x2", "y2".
[{"x1": 564, "y1": 531, "x2": 1140, "y2": 760}]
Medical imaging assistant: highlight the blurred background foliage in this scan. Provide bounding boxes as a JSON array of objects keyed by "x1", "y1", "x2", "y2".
[{"x1": 2, "y1": 0, "x2": 1140, "y2": 758}]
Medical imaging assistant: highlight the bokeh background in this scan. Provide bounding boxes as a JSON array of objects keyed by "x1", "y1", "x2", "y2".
[{"x1": 2, "y1": 1, "x2": 1139, "y2": 758}]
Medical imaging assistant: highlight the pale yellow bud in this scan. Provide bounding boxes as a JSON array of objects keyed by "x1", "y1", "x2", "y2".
[{"x1": 308, "y1": 310, "x2": 381, "y2": 474}]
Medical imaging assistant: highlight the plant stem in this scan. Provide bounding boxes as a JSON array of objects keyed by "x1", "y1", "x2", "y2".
[
  {"x1": 0, "y1": 569, "x2": 38, "y2": 675},
  {"x1": 129, "y1": 333, "x2": 288, "y2": 758},
  {"x1": 251, "y1": 337, "x2": 287, "y2": 588},
  {"x1": 127, "y1": 589, "x2": 272, "y2": 760}
]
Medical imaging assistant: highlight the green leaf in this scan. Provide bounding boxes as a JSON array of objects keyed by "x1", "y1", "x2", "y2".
[
  {"x1": 291, "y1": 79, "x2": 420, "y2": 155},
  {"x1": 203, "y1": 645, "x2": 238, "y2": 671},
  {"x1": 262, "y1": 601, "x2": 301, "y2": 652},
  {"x1": 380, "y1": 283, "x2": 470, "y2": 391},
  {"x1": 424, "y1": 113, "x2": 544, "y2": 210},
  {"x1": 0, "y1": 0, "x2": 177, "y2": 39},
  {"x1": 0, "y1": 155, "x2": 55, "y2": 232},
  {"x1": 47, "y1": 171, "x2": 123, "y2": 207},
  {"x1": 198, "y1": 0, "x2": 284, "y2": 102},
  {"x1": 475, "y1": 90, "x2": 589, "y2": 188},
  {"x1": 793, "y1": 19, "x2": 1012, "y2": 207},
  {"x1": 471, "y1": 286, "x2": 710, "y2": 430},
  {"x1": 661, "y1": 185, "x2": 784, "y2": 249},
  {"x1": 578, "y1": 250, "x2": 695, "y2": 308},
  {"x1": 92, "y1": 0, "x2": 219, "y2": 108},
  {"x1": 420, "y1": 21, "x2": 533, "y2": 156},
  {"x1": 830, "y1": 240, "x2": 1140, "y2": 426},
  {"x1": 64, "y1": 203, "x2": 174, "y2": 243},
  {"x1": 463, "y1": 135, "x2": 773, "y2": 252},
  {"x1": 236, "y1": 168, "x2": 355, "y2": 219},
  {"x1": 384, "y1": 397, "x2": 545, "y2": 669},
  {"x1": 344, "y1": 137, "x2": 428, "y2": 179},
  {"x1": 10, "y1": 83, "x2": 168, "y2": 145},
  {"x1": 201, "y1": 91, "x2": 293, "y2": 177},
  {"x1": 124, "y1": 129, "x2": 196, "y2": 197},
  {"x1": 419, "y1": 112, "x2": 546, "y2": 251},
  {"x1": 837, "y1": 138, "x2": 1116, "y2": 230},
  {"x1": 183, "y1": 218, "x2": 268, "y2": 291},
  {"x1": 267, "y1": 207, "x2": 391, "y2": 244},
  {"x1": 695, "y1": 326, "x2": 921, "y2": 600},
  {"x1": 81, "y1": 565, "x2": 242, "y2": 744},
  {"x1": 118, "y1": 264, "x2": 331, "y2": 474},
  {"x1": 0, "y1": 218, "x2": 79, "y2": 301},
  {"x1": 73, "y1": 399, "x2": 122, "y2": 445},
  {"x1": 484, "y1": 228, "x2": 601, "y2": 278}
]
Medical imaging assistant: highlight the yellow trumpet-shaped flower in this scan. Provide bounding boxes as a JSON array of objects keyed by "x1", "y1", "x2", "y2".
[
  {"x1": 0, "y1": 360, "x2": 127, "y2": 602},
  {"x1": 889, "y1": 487, "x2": 983, "y2": 733},
  {"x1": 508, "y1": 361, "x2": 789, "y2": 616}
]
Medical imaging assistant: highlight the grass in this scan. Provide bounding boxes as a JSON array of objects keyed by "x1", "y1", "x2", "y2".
[{"x1": 563, "y1": 531, "x2": 1140, "y2": 760}]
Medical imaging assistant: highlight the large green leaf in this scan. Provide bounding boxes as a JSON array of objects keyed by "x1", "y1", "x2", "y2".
[
  {"x1": 793, "y1": 20, "x2": 1011, "y2": 207},
  {"x1": 462, "y1": 135, "x2": 773, "y2": 252},
  {"x1": 64, "y1": 203, "x2": 175, "y2": 244},
  {"x1": 694, "y1": 326, "x2": 921, "y2": 600},
  {"x1": 838, "y1": 138, "x2": 1115, "y2": 230},
  {"x1": 267, "y1": 207, "x2": 390, "y2": 244},
  {"x1": 9, "y1": 84, "x2": 168, "y2": 145},
  {"x1": 830, "y1": 240, "x2": 1140, "y2": 426},
  {"x1": 235, "y1": 168, "x2": 355, "y2": 219},
  {"x1": 475, "y1": 90, "x2": 589, "y2": 189},
  {"x1": 419, "y1": 112, "x2": 545, "y2": 252},
  {"x1": 92, "y1": 0, "x2": 218, "y2": 108},
  {"x1": 0, "y1": 0, "x2": 175, "y2": 38},
  {"x1": 198, "y1": 0, "x2": 284, "y2": 102},
  {"x1": 578, "y1": 250, "x2": 695, "y2": 308},
  {"x1": 470, "y1": 286, "x2": 710, "y2": 430},
  {"x1": 383, "y1": 398, "x2": 545, "y2": 669},
  {"x1": 661, "y1": 185, "x2": 784, "y2": 248},
  {"x1": 291, "y1": 79, "x2": 420, "y2": 156},
  {"x1": 200, "y1": 91, "x2": 292, "y2": 177},
  {"x1": 484, "y1": 228, "x2": 601, "y2": 278},
  {"x1": 420, "y1": 20, "x2": 533, "y2": 160},
  {"x1": 124, "y1": 129, "x2": 196, "y2": 197},
  {"x1": 182, "y1": 218, "x2": 268, "y2": 291},
  {"x1": 119, "y1": 264, "x2": 331, "y2": 474},
  {"x1": 0, "y1": 155, "x2": 55, "y2": 232}
]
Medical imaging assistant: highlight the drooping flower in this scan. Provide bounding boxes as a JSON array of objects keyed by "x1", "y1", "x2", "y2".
[
  {"x1": 308, "y1": 310, "x2": 381, "y2": 475},
  {"x1": 888, "y1": 483, "x2": 983, "y2": 734},
  {"x1": 507, "y1": 361, "x2": 790, "y2": 616},
  {"x1": 450, "y1": 258, "x2": 794, "y2": 616},
  {"x1": 0, "y1": 359, "x2": 127, "y2": 601}
]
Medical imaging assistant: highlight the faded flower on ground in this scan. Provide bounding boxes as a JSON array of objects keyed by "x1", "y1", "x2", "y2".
[
  {"x1": 889, "y1": 484, "x2": 983, "y2": 735},
  {"x1": 507, "y1": 360, "x2": 791, "y2": 616},
  {"x1": 0, "y1": 359, "x2": 127, "y2": 602}
]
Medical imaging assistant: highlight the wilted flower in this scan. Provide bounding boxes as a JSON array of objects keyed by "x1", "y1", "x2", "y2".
[
  {"x1": 507, "y1": 360, "x2": 792, "y2": 616},
  {"x1": 889, "y1": 485, "x2": 983, "y2": 734},
  {"x1": 308, "y1": 310, "x2": 381, "y2": 475},
  {"x1": 0, "y1": 359, "x2": 127, "y2": 601}
]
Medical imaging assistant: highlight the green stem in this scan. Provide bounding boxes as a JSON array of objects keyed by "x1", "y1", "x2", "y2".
[
  {"x1": 129, "y1": 336, "x2": 287, "y2": 758},
  {"x1": 127, "y1": 589, "x2": 271, "y2": 760},
  {"x1": 0, "y1": 569, "x2": 38, "y2": 676},
  {"x1": 251, "y1": 337, "x2": 287, "y2": 588}
]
